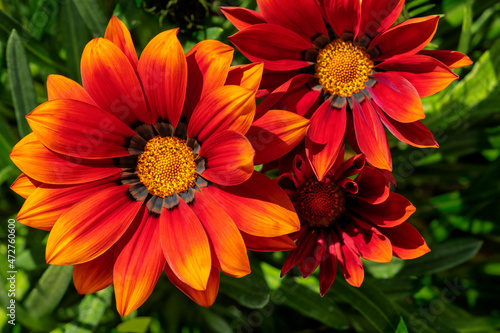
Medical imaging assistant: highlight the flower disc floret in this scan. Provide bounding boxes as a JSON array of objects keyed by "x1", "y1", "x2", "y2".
[
  {"x1": 299, "y1": 180, "x2": 345, "y2": 228},
  {"x1": 315, "y1": 40, "x2": 373, "y2": 97},
  {"x1": 137, "y1": 135, "x2": 198, "y2": 197}
]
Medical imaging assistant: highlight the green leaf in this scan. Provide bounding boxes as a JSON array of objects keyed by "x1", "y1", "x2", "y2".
[
  {"x1": 331, "y1": 279, "x2": 401, "y2": 332},
  {"x1": 23, "y1": 265, "x2": 73, "y2": 318},
  {"x1": 398, "y1": 238, "x2": 483, "y2": 276},
  {"x1": 201, "y1": 308, "x2": 232, "y2": 333},
  {"x1": 277, "y1": 277, "x2": 349, "y2": 330},
  {"x1": 116, "y1": 317, "x2": 152, "y2": 333},
  {"x1": 395, "y1": 318, "x2": 410, "y2": 333},
  {"x1": 71, "y1": 0, "x2": 108, "y2": 38},
  {"x1": 6, "y1": 29, "x2": 37, "y2": 138},
  {"x1": 64, "y1": 287, "x2": 113, "y2": 333}
]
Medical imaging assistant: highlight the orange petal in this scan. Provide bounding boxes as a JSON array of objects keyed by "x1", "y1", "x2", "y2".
[
  {"x1": 203, "y1": 171, "x2": 300, "y2": 238},
  {"x1": 159, "y1": 200, "x2": 211, "y2": 291},
  {"x1": 10, "y1": 133, "x2": 121, "y2": 184},
  {"x1": 335, "y1": 232, "x2": 364, "y2": 287},
  {"x1": 138, "y1": 29, "x2": 187, "y2": 127},
  {"x1": 26, "y1": 100, "x2": 136, "y2": 159},
  {"x1": 183, "y1": 40, "x2": 234, "y2": 120},
  {"x1": 247, "y1": 110, "x2": 309, "y2": 165},
  {"x1": 114, "y1": 209, "x2": 166, "y2": 316},
  {"x1": 11, "y1": 173, "x2": 40, "y2": 198},
  {"x1": 190, "y1": 192, "x2": 251, "y2": 277},
  {"x1": 165, "y1": 264, "x2": 220, "y2": 307},
  {"x1": 225, "y1": 62, "x2": 264, "y2": 91},
  {"x1": 378, "y1": 223, "x2": 430, "y2": 260},
  {"x1": 81, "y1": 38, "x2": 152, "y2": 125},
  {"x1": 104, "y1": 16, "x2": 139, "y2": 70},
  {"x1": 188, "y1": 85, "x2": 256, "y2": 143},
  {"x1": 344, "y1": 220, "x2": 393, "y2": 263},
  {"x1": 199, "y1": 130, "x2": 255, "y2": 186},
  {"x1": 18, "y1": 177, "x2": 118, "y2": 231},
  {"x1": 73, "y1": 248, "x2": 114, "y2": 294},
  {"x1": 46, "y1": 185, "x2": 143, "y2": 265},
  {"x1": 46, "y1": 75, "x2": 96, "y2": 105}
]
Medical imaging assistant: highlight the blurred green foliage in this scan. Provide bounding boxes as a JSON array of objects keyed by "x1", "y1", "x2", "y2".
[{"x1": 0, "y1": 0, "x2": 499, "y2": 332}]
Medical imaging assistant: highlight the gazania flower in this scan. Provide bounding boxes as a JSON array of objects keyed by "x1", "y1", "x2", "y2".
[
  {"x1": 223, "y1": 0, "x2": 472, "y2": 179},
  {"x1": 10, "y1": 16, "x2": 300, "y2": 316},
  {"x1": 277, "y1": 148, "x2": 429, "y2": 295}
]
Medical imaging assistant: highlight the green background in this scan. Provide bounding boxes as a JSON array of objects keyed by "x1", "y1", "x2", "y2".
[{"x1": 0, "y1": 0, "x2": 499, "y2": 332}]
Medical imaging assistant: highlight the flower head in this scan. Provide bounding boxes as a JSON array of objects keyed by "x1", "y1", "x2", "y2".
[
  {"x1": 278, "y1": 148, "x2": 430, "y2": 295},
  {"x1": 224, "y1": 0, "x2": 472, "y2": 179},
  {"x1": 10, "y1": 16, "x2": 300, "y2": 316}
]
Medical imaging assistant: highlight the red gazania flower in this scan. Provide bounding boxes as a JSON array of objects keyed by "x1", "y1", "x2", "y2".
[
  {"x1": 277, "y1": 148, "x2": 429, "y2": 294},
  {"x1": 10, "y1": 16, "x2": 300, "y2": 316},
  {"x1": 223, "y1": 0, "x2": 472, "y2": 179}
]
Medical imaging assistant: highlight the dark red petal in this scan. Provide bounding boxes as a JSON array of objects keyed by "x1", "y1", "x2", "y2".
[
  {"x1": 220, "y1": 6, "x2": 266, "y2": 30},
  {"x1": 334, "y1": 232, "x2": 364, "y2": 287},
  {"x1": 378, "y1": 222, "x2": 430, "y2": 259},
  {"x1": 229, "y1": 24, "x2": 313, "y2": 71},
  {"x1": 352, "y1": 192, "x2": 416, "y2": 228},
  {"x1": 369, "y1": 16, "x2": 440, "y2": 60},
  {"x1": 418, "y1": 50, "x2": 473, "y2": 69},
  {"x1": 377, "y1": 54, "x2": 458, "y2": 97},
  {"x1": 352, "y1": 100, "x2": 392, "y2": 170},
  {"x1": 359, "y1": 0, "x2": 404, "y2": 38},
  {"x1": 354, "y1": 165, "x2": 390, "y2": 204},
  {"x1": 291, "y1": 154, "x2": 316, "y2": 187},
  {"x1": 298, "y1": 229, "x2": 326, "y2": 278},
  {"x1": 322, "y1": 0, "x2": 361, "y2": 38},
  {"x1": 257, "y1": 0, "x2": 327, "y2": 40},
  {"x1": 378, "y1": 110, "x2": 438, "y2": 148},
  {"x1": 281, "y1": 227, "x2": 317, "y2": 276},
  {"x1": 306, "y1": 101, "x2": 346, "y2": 181},
  {"x1": 241, "y1": 231, "x2": 296, "y2": 252},
  {"x1": 368, "y1": 72, "x2": 425, "y2": 123},
  {"x1": 344, "y1": 219, "x2": 392, "y2": 262},
  {"x1": 333, "y1": 153, "x2": 366, "y2": 182},
  {"x1": 247, "y1": 110, "x2": 309, "y2": 165},
  {"x1": 73, "y1": 249, "x2": 114, "y2": 294},
  {"x1": 319, "y1": 231, "x2": 337, "y2": 296}
]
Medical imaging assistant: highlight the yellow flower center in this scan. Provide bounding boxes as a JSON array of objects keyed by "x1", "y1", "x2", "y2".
[
  {"x1": 137, "y1": 136, "x2": 198, "y2": 198},
  {"x1": 299, "y1": 181, "x2": 345, "y2": 228},
  {"x1": 315, "y1": 39, "x2": 373, "y2": 97}
]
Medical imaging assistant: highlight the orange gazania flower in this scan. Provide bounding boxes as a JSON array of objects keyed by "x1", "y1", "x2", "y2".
[
  {"x1": 223, "y1": 0, "x2": 472, "y2": 179},
  {"x1": 10, "y1": 16, "x2": 300, "y2": 316},
  {"x1": 277, "y1": 148, "x2": 429, "y2": 295}
]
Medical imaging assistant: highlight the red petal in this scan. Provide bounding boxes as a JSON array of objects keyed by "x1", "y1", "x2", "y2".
[
  {"x1": 220, "y1": 6, "x2": 266, "y2": 30},
  {"x1": 138, "y1": 29, "x2": 187, "y2": 127},
  {"x1": 332, "y1": 153, "x2": 366, "y2": 182},
  {"x1": 306, "y1": 101, "x2": 346, "y2": 181},
  {"x1": 378, "y1": 111, "x2": 438, "y2": 148},
  {"x1": 247, "y1": 110, "x2": 309, "y2": 165},
  {"x1": 10, "y1": 133, "x2": 121, "y2": 184},
  {"x1": 165, "y1": 264, "x2": 220, "y2": 307},
  {"x1": 199, "y1": 130, "x2": 254, "y2": 186},
  {"x1": 188, "y1": 85, "x2": 256, "y2": 143},
  {"x1": 259, "y1": 69, "x2": 302, "y2": 98},
  {"x1": 73, "y1": 249, "x2": 114, "y2": 294},
  {"x1": 369, "y1": 16, "x2": 440, "y2": 60},
  {"x1": 377, "y1": 54, "x2": 458, "y2": 97},
  {"x1": 46, "y1": 75, "x2": 96, "y2": 105},
  {"x1": 354, "y1": 165, "x2": 390, "y2": 204},
  {"x1": 46, "y1": 185, "x2": 143, "y2": 265},
  {"x1": 81, "y1": 38, "x2": 152, "y2": 125},
  {"x1": 379, "y1": 223, "x2": 430, "y2": 259},
  {"x1": 18, "y1": 177, "x2": 118, "y2": 231},
  {"x1": 114, "y1": 209, "x2": 166, "y2": 316},
  {"x1": 322, "y1": 0, "x2": 361, "y2": 38},
  {"x1": 241, "y1": 231, "x2": 296, "y2": 252},
  {"x1": 368, "y1": 72, "x2": 425, "y2": 123},
  {"x1": 202, "y1": 171, "x2": 300, "y2": 238},
  {"x1": 159, "y1": 200, "x2": 211, "y2": 291},
  {"x1": 352, "y1": 192, "x2": 416, "y2": 228},
  {"x1": 359, "y1": 0, "x2": 404, "y2": 38},
  {"x1": 319, "y1": 231, "x2": 337, "y2": 296},
  {"x1": 257, "y1": 0, "x2": 328, "y2": 40},
  {"x1": 190, "y1": 192, "x2": 251, "y2": 277},
  {"x1": 225, "y1": 63, "x2": 264, "y2": 91},
  {"x1": 229, "y1": 24, "x2": 313, "y2": 71},
  {"x1": 344, "y1": 220, "x2": 392, "y2": 262},
  {"x1": 104, "y1": 16, "x2": 139, "y2": 70},
  {"x1": 281, "y1": 227, "x2": 317, "y2": 276},
  {"x1": 334, "y1": 232, "x2": 364, "y2": 287},
  {"x1": 418, "y1": 50, "x2": 473, "y2": 69},
  {"x1": 183, "y1": 40, "x2": 234, "y2": 121},
  {"x1": 298, "y1": 229, "x2": 326, "y2": 277},
  {"x1": 11, "y1": 173, "x2": 40, "y2": 198},
  {"x1": 26, "y1": 100, "x2": 135, "y2": 159},
  {"x1": 352, "y1": 100, "x2": 391, "y2": 170}
]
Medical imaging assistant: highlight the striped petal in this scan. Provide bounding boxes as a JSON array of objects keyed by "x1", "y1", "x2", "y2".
[
  {"x1": 11, "y1": 173, "x2": 40, "y2": 198},
  {"x1": 46, "y1": 75, "x2": 96, "y2": 105},
  {"x1": 322, "y1": 0, "x2": 361, "y2": 38},
  {"x1": 104, "y1": 16, "x2": 138, "y2": 70},
  {"x1": 73, "y1": 249, "x2": 114, "y2": 294},
  {"x1": 359, "y1": 0, "x2": 404, "y2": 38},
  {"x1": 225, "y1": 63, "x2": 264, "y2": 91}
]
